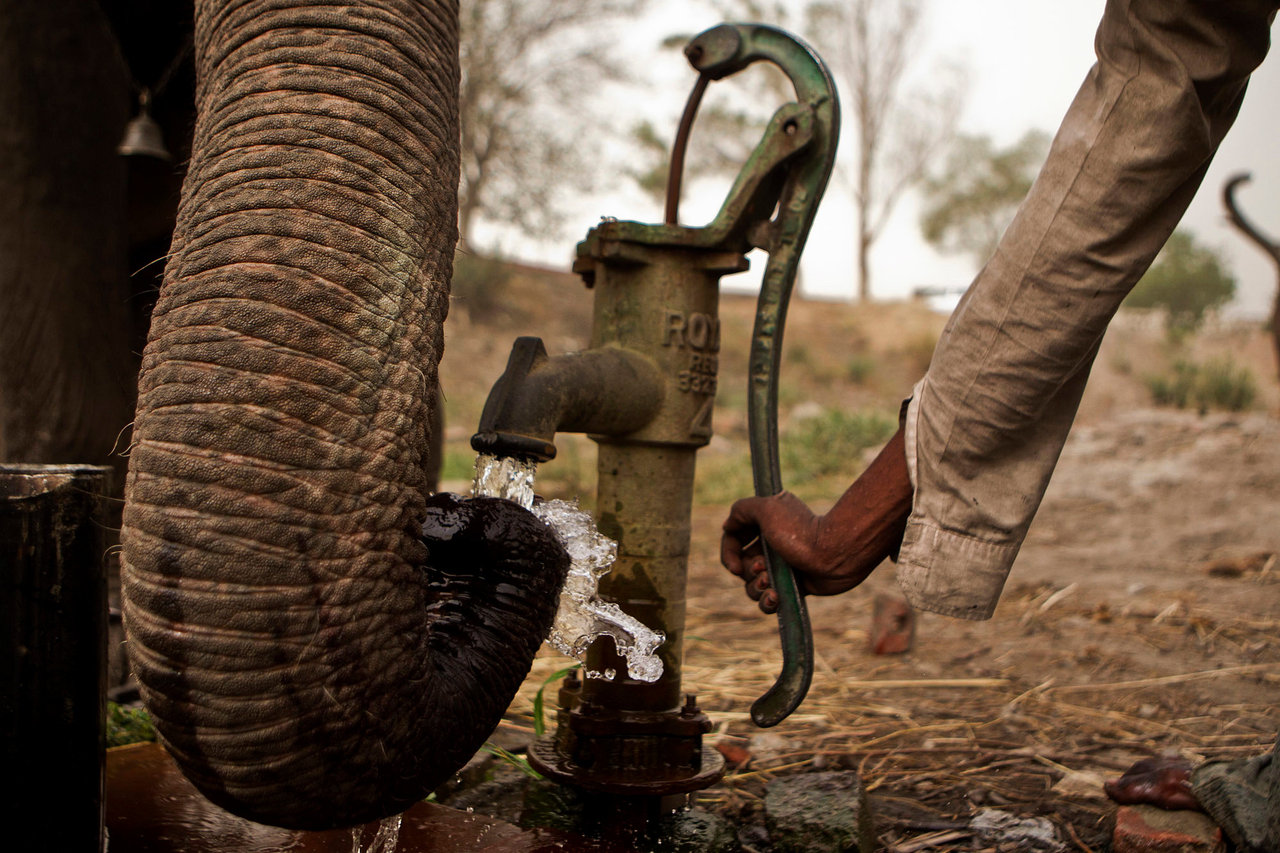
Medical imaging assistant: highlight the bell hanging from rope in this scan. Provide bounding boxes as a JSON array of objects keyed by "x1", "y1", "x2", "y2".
[{"x1": 118, "y1": 89, "x2": 171, "y2": 161}]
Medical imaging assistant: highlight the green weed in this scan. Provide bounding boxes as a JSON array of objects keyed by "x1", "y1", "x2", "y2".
[
  {"x1": 782, "y1": 408, "x2": 896, "y2": 481},
  {"x1": 441, "y1": 445, "x2": 479, "y2": 485},
  {"x1": 693, "y1": 448, "x2": 757, "y2": 505},
  {"x1": 1145, "y1": 356, "x2": 1257, "y2": 413},
  {"x1": 692, "y1": 409, "x2": 896, "y2": 504},
  {"x1": 845, "y1": 354, "x2": 876, "y2": 384},
  {"x1": 107, "y1": 702, "x2": 156, "y2": 748},
  {"x1": 1194, "y1": 357, "x2": 1258, "y2": 411},
  {"x1": 479, "y1": 665, "x2": 582, "y2": 782},
  {"x1": 481, "y1": 743, "x2": 542, "y2": 780},
  {"x1": 532, "y1": 665, "x2": 580, "y2": 737},
  {"x1": 788, "y1": 343, "x2": 815, "y2": 368}
]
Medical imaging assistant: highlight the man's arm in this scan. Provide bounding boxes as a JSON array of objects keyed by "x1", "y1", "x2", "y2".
[
  {"x1": 896, "y1": 0, "x2": 1275, "y2": 619},
  {"x1": 722, "y1": 0, "x2": 1277, "y2": 618}
]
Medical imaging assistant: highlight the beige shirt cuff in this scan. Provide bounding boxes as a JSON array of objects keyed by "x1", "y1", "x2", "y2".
[
  {"x1": 896, "y1": 380, "x2": 1018, "y2": 621},
  {"x1": 896, "y1": 519, "x2": 1019, "y2": 620}
]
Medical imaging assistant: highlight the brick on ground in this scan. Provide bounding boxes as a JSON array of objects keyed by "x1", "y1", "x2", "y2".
[{"x1": 1112, "y1": 805, "x2": 1224, "y2": 853}]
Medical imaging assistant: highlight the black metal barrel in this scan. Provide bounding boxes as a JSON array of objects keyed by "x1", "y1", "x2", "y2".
[{"x1": 2, "y1": 464, "x2": 112, "y2": 852}]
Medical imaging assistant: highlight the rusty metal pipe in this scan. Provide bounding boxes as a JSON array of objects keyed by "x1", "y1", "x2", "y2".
[{"x1": 471, "y1": 338, "x2": 663, "y2": 462}]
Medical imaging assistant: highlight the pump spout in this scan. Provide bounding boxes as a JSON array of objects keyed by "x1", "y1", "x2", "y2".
[{"x1": 471, "y1": 336, "x2": 664, "y2": 462}]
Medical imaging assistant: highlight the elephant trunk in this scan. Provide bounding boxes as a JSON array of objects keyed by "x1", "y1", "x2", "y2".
[{"x1": 122, "y1": 0, "x2": 565, "y2": 830}]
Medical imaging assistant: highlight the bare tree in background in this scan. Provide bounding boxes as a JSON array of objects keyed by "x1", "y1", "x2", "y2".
[
  {"x1": 631, "y1": 0, "x2": 964, "y2": 299},
  {"x1": 805, "y1": 0, "x2": 964, "y2": 300},
  {"x1": 458, "y1": 0, "x2": 640, "y2": 250}
]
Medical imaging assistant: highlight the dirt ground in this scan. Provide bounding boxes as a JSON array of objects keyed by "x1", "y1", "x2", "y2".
[
  {"x1": 706, "y1": 408, "x2": 1278, "y2": 846},
  {"x1": 497, "y1": 406, "x2": 1279, "y2": 852},
  {"x1": 443, "y1": 265, "x2": 1279, "y2": 850}
]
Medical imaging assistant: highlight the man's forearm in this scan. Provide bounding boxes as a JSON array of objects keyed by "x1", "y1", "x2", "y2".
[{"x1": 817, "y1": 426, "x2": 912, "y2": 572}]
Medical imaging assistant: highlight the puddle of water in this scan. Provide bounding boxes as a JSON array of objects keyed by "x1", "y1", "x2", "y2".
[{"x1": 105, "y1": 742, "x2": 627, "y2": 851}]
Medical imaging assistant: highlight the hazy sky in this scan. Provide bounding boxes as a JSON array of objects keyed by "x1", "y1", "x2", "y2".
[{"x1": 485, "y1": 2, "x2": 1279, "y2": 317}]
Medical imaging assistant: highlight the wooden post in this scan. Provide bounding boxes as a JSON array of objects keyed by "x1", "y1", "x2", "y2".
[{"x1": 2, "y1": 465, "x2": 111, "y2": 852}]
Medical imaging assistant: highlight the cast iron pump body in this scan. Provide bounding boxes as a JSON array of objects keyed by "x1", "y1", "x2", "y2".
[{"x1": 471, "y1": 22, "x2": 839, "y2": 799}]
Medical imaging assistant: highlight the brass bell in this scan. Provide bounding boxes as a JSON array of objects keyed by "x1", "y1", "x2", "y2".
[{"x1": 118, "y1": 89, "x2": 171, "y2": 161}]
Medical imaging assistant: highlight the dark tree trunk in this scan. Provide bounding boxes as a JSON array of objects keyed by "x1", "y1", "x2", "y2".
[{"x1": 0, "y1": 2, "x2": 134, "y2": 480}]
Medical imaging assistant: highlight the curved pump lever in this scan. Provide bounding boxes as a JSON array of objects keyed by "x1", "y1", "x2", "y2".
[{"x1": 680, "y1": 24, "x2": 840, "y2": 726}]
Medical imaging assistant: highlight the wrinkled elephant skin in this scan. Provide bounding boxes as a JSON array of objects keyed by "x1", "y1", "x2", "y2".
[{"x1": 121, "y1": 0, "x2": 568, "y2": 830}]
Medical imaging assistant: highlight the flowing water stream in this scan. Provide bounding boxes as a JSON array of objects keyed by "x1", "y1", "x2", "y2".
[
  {"x1": 473, "y1": 453, "x2": 665, "y2": 682},
  {"x1": 350, "y1": 813, "x2": 402, "y2": 853}
]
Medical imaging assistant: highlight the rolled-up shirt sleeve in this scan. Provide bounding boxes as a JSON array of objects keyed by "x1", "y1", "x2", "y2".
[{"x1": 895, "y1": 0, "x2": 1275, "y2": 620}]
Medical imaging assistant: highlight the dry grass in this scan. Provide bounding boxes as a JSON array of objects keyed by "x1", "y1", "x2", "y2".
[{"x1": 504, "y1": 582, "x2": 1278, "y2": 851}]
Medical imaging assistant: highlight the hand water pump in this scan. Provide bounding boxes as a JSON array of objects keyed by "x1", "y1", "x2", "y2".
[{"x1": 471, "y1": 22, "x2": 839, "y2": 803}]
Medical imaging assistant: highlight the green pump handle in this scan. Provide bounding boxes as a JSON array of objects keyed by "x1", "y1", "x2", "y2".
[{"x1": 681, "y1": 24, "x2": 840, "y2": 727}]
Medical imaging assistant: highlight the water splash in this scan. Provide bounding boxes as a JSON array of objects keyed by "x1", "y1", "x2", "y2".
[
  {"x1": 531, "y1": 499, "x2": 664, "y2": 683},
  {"x1": 471, "y1": 454, "x2": 664, "y2": 682},
  {"x1": 350, "y1": 813, "x2": 401, "y2": 853},
  {"x1": 473, "y1": 453, "x2": 536, "y2": 509}
]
